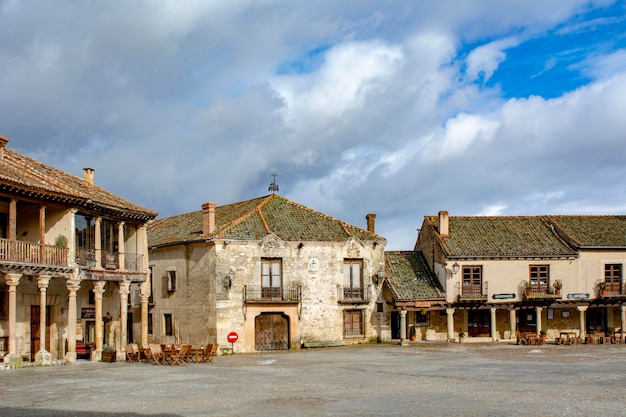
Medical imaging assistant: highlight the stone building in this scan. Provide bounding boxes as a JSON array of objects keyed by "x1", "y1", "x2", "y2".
[
  {"x1": 0, "y1": 136, "x2": 157, "y2": 366},
  {"x1": 412, "y1": 211, "x2": 626, "y2": 342},
  {"x1": 147, "y1": 194, "x2": 386, "y2": 353}
]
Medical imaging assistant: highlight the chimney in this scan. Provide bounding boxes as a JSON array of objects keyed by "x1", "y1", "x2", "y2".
[
  {"x1": 83, "y1": 167, "x2": 94, "y2": 184},
  {"x1": 366, "y1": 213, "x2": 376, "y2": 233},
  {"x1": 0, "y1": 135, "x2": 8, "y2": 160},
  {"x1": 202, "y1": 202, "x2": 216, "y2": 235},
  {"x1": 438, "y1": 211, "x2": 449, "y2": 237}
]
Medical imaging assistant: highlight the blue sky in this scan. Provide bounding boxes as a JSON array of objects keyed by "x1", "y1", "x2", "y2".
[{"x1": 1, "y1": 0, "x2": 625, "y2": 249}]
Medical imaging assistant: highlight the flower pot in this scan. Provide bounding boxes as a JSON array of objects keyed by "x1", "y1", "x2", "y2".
[{"x1": 102, "y1": 351, "x2": 116, "y2": 363}]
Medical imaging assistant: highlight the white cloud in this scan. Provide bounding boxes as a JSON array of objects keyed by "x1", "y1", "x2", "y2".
[{"x1": 464, "y1": 37, "x2": 520, "y2": 83}]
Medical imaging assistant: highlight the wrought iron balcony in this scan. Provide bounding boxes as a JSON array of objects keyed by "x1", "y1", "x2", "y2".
[
  {"x1": 337, "y1": 285, "x2": 371, "y2": 303},
  {"x1": 243, "y1": 285, "x2": 302, "y2": 303}
]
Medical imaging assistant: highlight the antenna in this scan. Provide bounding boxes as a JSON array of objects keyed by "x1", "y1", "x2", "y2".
[{"x1": 268, "y1": 172, "x2": 279, "y2": 194}]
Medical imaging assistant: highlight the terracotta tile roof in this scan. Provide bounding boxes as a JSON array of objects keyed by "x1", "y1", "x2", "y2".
[
  {"x1": 148, "y1": 194, "x2": 385, "y2": 247},
  {"x1": 425, "y1": 215, "x2": 577, "y2": 258},
  {"x1": 0, "y1": 143, "x2": 157, "y2": 221},
  {"x1": 547, "y1": 215, "x2": 626, "y2": 248},
  {"x1": 384, "y1": 251, "x2": 445, "y2": 301}
]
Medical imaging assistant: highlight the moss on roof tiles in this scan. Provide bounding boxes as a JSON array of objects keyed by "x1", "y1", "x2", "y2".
[
  {"x1": 548, "y1": 215, "x2": 626, "y2": 248},
  {"x1": 428, "y1": 216, "x2": 577, "y2": 258},
  {"x1": 0, "y1": 147, "x2": 157, "y2": 220},
  {"x1": 148, "y1": 194, "x2": 385, "y2": 247},
  {"x1": 385, "y1": 251, "x2": 445, "y2": 301}
]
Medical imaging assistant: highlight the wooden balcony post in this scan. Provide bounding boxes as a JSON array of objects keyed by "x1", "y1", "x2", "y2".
[
  {"x1": 39, "y1": 206, "x2": 46, "y2": 263},
  {"x1": 94, "y1": 217, "x2": 102, "y2": 269},
  {"x1": 117, "y1": 222, "x2": 125, "y2": 271}
]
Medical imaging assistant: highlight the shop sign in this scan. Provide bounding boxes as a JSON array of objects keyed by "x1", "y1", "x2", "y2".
[
  {"x1": 81, "y1": 308, "x2": 96, "y2": 319},
  {"x1": 567, "y1": 293, "x2": 590, "y2": 300},
  {"x1": 492, "y1": 293, "x2": 516, "y2": 300}
]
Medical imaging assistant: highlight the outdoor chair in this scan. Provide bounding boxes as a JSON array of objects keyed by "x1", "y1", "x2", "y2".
[
  {"x1": 199, "y1": 343, "x2": 213, "y2": 363},
  {"x1": 149, "y1": 343, "x2": 166, "y2": 365},
  {"x1": 169, "y1": 345, "x2": 192, "y2": 365},
  {"x1": 124, "y1": 344, "x2": 139, "y2": 362}
]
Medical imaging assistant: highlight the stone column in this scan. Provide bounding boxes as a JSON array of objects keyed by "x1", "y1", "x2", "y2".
[
  {"x1": 446, "y1": 308, "x2": 455, "y2": 341},
  {"x1": 535, "y1": 307, "x2": 543, "y2": 335},
  {"x1": 119, "y1": 280, "x2": 131, "y2": 350},
  {"x1": 93, "y1": 281, "x2": 106, "y2": 360},
  {"x1": 117, "y1": 222, "x2": 125, "y2": 271},
  {"x1": 490, "y1": 307, "x2": 497, "y2": 341},
  {"x1": 577, "y1": 306, "x2": 588, "y2": 339},
  {"x1": 140, "y1": 280, "x2": 150, "y2": 347},
  {"x1": 399, "y1": 309, "x2": 407, "y2": 345},
  {"x1": 509, "y1": 309, "x2": 517, "y2": 340},
  {"x1": 35, "y1": 275, "x2": 52, "y2": 365},
  {"x1": 64, "y1": 278, "x2": 81, "y2": 363},
  {"x1": 3, "y1": 273, "x2": 22, "y2": 366}
]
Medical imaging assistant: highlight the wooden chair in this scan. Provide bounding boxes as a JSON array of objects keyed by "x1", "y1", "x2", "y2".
[
  {"x1": 149, "y1": 343, "x2": 166, "y2": 365},
  {"x1": 199, "y1": 344, "x2": 213, "y2": 363},
  {"x1": 124, "y1": 344, "x2": 139, "y2": 362},
  {"x1": 169, "y1": 345, "x2": 192, "y2": 365},
  {"x1": 208, "y1": 343, "x2": 219, "y2": 362}
]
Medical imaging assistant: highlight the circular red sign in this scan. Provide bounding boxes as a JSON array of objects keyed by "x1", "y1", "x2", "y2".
[{"x1": 227, "y1": 331, "x2": 238, "y2": 343}]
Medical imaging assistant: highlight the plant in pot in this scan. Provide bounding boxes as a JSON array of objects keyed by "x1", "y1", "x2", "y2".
[
  {"x1": 539, "y1": 329, "x2": 547, "y2": 344},
  {"x1": 524, "y1": 282, "x2": 532, "y2": 297},
  {"x1": 409, "y1": 326, "x2": 417, "y2": 342},
  {"x1": 599, "y1": 281, "x2": 607, "y2": 297},
  {"x1": 553, "y1": 280, "x2": 562, "y2": 295},
  {"x1": 101, "y1": 345, "x2": 116, "y2": 363},
  {"x1": 458, "y1": 331, "x2": 466, "y2": 343}
]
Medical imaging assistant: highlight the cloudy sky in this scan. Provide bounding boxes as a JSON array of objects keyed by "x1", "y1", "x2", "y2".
[{"x1": 1, "y1": 1, "x2": 625, "y2": 249}]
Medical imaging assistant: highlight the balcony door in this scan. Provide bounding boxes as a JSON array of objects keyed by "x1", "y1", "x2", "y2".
[
  {"x1": 462, "y1": 266, "x2": 482, "y2": 297},
  {"x1": 261, "y1": 259, "x2": 282, "y2": 300}
]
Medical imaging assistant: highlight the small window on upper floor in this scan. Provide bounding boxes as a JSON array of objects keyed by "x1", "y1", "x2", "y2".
[{"x1": 167, "y1": 270, "x2": 177, "y2": 292}]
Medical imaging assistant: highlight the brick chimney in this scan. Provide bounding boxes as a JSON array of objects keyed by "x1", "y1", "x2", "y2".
[
  {"x1": 202, "y1": 202, "x2": 216, "y2": 235},
  {"x1": 438, "y1": 211, "x2": 449, "y2": 237},
  {"x1": 366, "y1": 213, "x2": 376, "y2": 233},
  {"x1": 0, "y1": 135, "x2": 8, "y2": 160},
  {"x1": 83, "y1": 167, "x2": 94, "y2": 184}
]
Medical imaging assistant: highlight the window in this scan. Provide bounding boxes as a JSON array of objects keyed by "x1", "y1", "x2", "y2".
[
  {"x1": 462, "y1": 266, "x2": 482, "y2": 296},
  {"x1": 414, "y1": 310, "x2": 429, "y2": 327},
  {"x1": 261, "y1": 258, "x2": 282, "y2": 299},
  {"x1": 605, "y1": 264, "x2": 622, "y2": 293},
  {"x1": 167, "y1": 270, "x2": 177, "y2": 292},
  {"x1": 344, "y1": 309, "x2": 363, "y2": 338},
  {"x1": 343, "y1": 259, "x2": 363, "y2": 300},
  {"x1": 164, "y1": 313, "x2": 173, "y2": 336},
  {"x1": 529, "y1": 265, "x2": 549, "y2": 292},
  {"x1": 147, "y1": 313, "x2": 153, "y2": 335}
]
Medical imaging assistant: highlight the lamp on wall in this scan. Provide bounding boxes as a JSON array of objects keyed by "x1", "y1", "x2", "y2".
[
  {"x1": 452, "y1": 262, "x2": 460, "y2": 274},
  {"x1": 375, "y1": 268, "x2": 386, "y2": 285},
  {"x1": 104, "y1": 312, "x2": 112, "y2": 322}
]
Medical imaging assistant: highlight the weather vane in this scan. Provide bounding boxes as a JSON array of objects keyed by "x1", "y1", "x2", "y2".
[{"x1": 268, "y1": 172, "x2": 279, "y2": 194}]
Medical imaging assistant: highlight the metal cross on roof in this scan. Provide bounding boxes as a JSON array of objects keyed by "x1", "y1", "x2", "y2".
[{"x1": 268, "y1": 172, "x2": 279, "y2": 194}]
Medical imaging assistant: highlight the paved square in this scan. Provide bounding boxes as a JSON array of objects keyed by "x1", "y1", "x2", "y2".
[{"x1": 2, "y1": 343, "x2": 626, "y2": 416}]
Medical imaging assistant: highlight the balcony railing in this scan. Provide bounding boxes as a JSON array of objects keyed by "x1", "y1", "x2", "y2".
[
  {"x1": 524, "y1": 284, "x2": 561, "y2": 300},
  {"x1": 601, "y1": 282, "x2": 626, "y2": 298},
  {"x1": 243, "y1": 285, "x2": 301, "y2": 303},
  {"x1": 0, "y1": 238, "x2": 69, "y2": 266},
  {"x1": 337, "y1": 285, "x2": 371, "y2": 303},
  {"x1": 457, "y1": 282, "x2": 488, "y2": 302},
  {"x1": 75, "y1": 247, "x2": 144, "y2": 272}
]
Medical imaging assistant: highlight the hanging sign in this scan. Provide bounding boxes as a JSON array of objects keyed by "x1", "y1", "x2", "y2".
[
  {"x1": 567, "y1": 293, "x2": 590, "y2": 300},
  {"x1": 81, "y1": 308, "x2": 96, "y2": 319}
]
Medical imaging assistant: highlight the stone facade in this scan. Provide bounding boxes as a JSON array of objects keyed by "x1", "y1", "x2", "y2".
[{"x1": 147, "y1": 195, "x2": 386, "y2": 353}]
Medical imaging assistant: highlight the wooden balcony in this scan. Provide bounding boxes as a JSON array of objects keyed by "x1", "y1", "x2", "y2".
[
  {"x1": 337, "y1": 285, "x2": 371, "y2": 304},
  {"x1": 524, "y1": 286, "x2": 562, "y2": 301},
  {"x1": 243, "y1": 285, "x2": 301, "y2": 303},
  {"x1": 457, "y1": 282, "x2": 488, "y2": 302},
  {"x1": 600, "y1": 282, "x2": 626, "y2": 299},
  {"x1": 0, "y1": 238, "x2": 68, "y2": 267}
]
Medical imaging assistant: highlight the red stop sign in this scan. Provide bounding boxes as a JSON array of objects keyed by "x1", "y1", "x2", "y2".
[{"x1": 227, "y1": 331, "x2": 238, "y2": 343}]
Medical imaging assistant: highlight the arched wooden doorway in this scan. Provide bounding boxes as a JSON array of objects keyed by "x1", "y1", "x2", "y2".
[{"x1": 255, "y1": 312, "x2": 289, "y2": 351}]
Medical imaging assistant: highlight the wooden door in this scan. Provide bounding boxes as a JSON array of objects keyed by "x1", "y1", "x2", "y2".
[
  {"x1": 30, "y1": 305, "x2": 51, "y2": 361},
  {"x1": 255, "y1": 313, "x2": 289, "y2": 351},
  {"x1": 468, "y1": 310, "x2": 490, "y2": 337}
]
